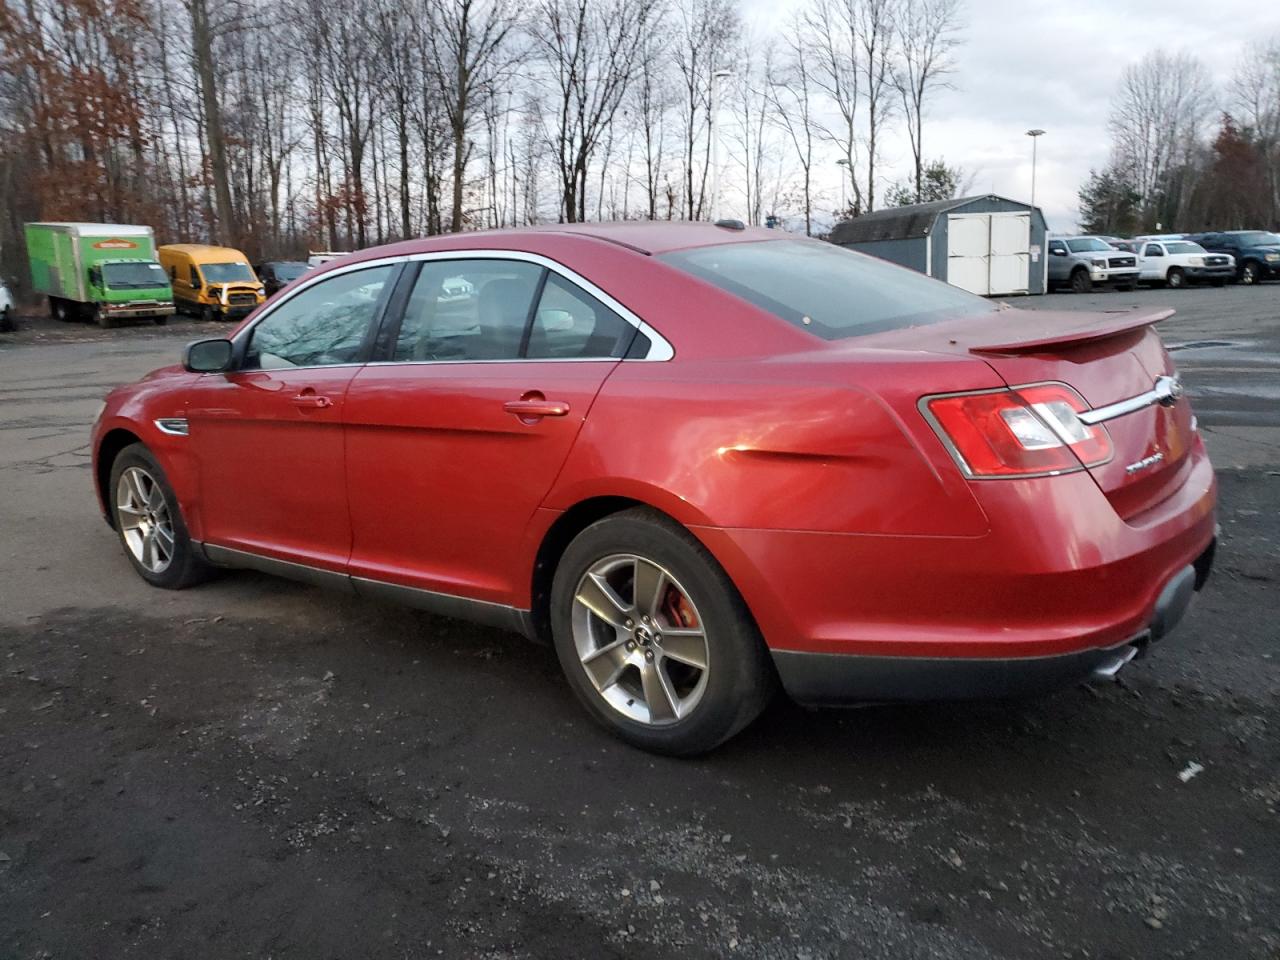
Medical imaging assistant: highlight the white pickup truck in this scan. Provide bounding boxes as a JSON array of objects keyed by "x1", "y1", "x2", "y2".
[{"x1": 1134, "y1": 237, "x2": 1235, "y2": 288}]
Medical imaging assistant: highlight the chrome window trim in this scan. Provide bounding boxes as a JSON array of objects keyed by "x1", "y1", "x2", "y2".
[
  {"x1": 1077, "y1": 375, "x2": 1181, "y2": 426},
  {"x1": 380, "y1": 249, "x2": 674, "y2": 363},
  {"x1": 229, "y1": 248, "x2": 674, "y2": 368}
]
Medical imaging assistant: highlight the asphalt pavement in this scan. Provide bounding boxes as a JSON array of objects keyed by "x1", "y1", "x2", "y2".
[{"x1": 1, "y1": 288, "x2": 1277, "y2": 959}]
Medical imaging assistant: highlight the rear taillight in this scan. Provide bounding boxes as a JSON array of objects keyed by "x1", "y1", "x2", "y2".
[{"x1": 922, "y1": 384, "x2": 1113, "y2": 478}]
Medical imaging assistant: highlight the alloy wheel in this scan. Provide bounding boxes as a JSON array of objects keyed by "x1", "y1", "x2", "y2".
[
  {"x1": 116, "y1": 466, "x2": 175, "y2": 573},
  {"x1": 571, "y1": 554, "x2": 710, "y2": 726}
]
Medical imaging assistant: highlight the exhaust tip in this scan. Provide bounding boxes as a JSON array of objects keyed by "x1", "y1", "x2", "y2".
[{"x1": 1091, "y1": 645, "x2": 1139, "y2": 682}]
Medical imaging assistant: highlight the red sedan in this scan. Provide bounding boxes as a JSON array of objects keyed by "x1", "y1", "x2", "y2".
[{"x1": 91, "y1": 222, "x2": 1217, "y2": 754}]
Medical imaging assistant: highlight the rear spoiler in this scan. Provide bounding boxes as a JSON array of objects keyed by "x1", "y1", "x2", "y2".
[{"x1": 969, "y1": 308, "x2": 1174, "y2": 354}]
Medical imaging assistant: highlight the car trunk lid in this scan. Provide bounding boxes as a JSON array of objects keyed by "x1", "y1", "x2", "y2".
[{"x1": 858, "y1": 306, "x2": 1196, "y2": 519}]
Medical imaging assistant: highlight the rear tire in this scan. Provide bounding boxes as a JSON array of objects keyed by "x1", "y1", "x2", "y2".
[
  {"x1": 1166, "y1": 267, "x2": 1185, "y2": 289},
  {"x1": 51, "y1": 297, "x2": 74, "y2": 322},
  {"x1": 1070, "y1": 268, "x2": 1092, "y2": 293},
  {"x1": 108, "y1": 443, "x2": 212, "y2": 590},
  {"x1": 0, "y1": 306, "x2": 13, "y2": 333},
  {"x1": 550, "y1": 508, "x2": 775, "y2": 755}
]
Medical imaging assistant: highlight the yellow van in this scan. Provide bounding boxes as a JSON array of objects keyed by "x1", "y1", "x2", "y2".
[{"x1": 158, "y1": 244, "x2": 265, "y2": 321}]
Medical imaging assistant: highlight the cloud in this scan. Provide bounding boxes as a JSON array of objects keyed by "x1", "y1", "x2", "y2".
[{"x1": 735, "y1": 0, "x2": 1280, "y2": 230}]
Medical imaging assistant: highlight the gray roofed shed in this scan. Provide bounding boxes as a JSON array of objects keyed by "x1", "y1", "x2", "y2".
[{"x1": 830, "y1": 195, "x2": 1048, "y2": 296}]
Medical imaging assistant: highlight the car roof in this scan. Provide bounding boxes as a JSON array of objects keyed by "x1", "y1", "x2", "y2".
[{"x1": 343, "y1": 221, "x2": 784, "y2": 262}]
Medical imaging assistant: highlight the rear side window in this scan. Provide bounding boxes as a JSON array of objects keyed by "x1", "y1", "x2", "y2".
[
  {"x1": 660, "y1": 239, "x2": 996, "y2": 340},
  {"x1": 527, "y1": 274, "x2": 638, "y2": 359}
]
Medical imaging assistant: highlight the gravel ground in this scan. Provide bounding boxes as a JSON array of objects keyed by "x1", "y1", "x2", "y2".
[{"x1": 1, "y1": 287, "x2": 1278, "y2": 959}]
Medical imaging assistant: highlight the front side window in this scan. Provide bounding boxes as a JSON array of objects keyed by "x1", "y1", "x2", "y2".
[
  {"x1": 189, "y1": 265, "x2": 201, "y2": 287},
  {"x1": 393, "y1": 260, "x2": 543, "y2": 361},
  {"x1": 660, "y1": 239, "x2": 996, "y2": 341},
  {"x1": 203, "y1": 261, "x2": 257, "y2": 284},
  {"x1": 246, "y1": 265, "x2": 394, "y2": 369},
  {"x1": 1143, "y1": 244, "x2": 1164, "y2": 257},
  {"x1": 526, "y1": 274, "x2": 638, "y2": 359}
]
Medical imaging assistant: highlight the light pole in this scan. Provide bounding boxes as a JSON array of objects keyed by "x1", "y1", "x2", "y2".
[
  {"x1": 836, "y1": 158, "x2": 851, "y2": 214},
  {"x1": 708, "y1": 68, "x2": 733, "y2": 222},
  {"x1": 1026, "y1": 129, "x2": 1046, "y2": 206}
]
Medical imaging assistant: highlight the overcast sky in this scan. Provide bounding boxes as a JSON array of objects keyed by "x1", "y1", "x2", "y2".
[{"x1": 735, "y1": 0, "x2": 1280, "y2": 231}]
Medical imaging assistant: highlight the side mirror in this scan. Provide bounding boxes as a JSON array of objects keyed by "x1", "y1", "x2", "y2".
[
  {"x1": 1050, "y1": 249, "x2": 1066, "y2": 257},
  {"x1": 183, "y1": 338, "x2": 234, "y2": 373}
]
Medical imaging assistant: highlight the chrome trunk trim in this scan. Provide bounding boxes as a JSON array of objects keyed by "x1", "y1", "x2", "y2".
[{"x1": 1077, "y1": 375, "x2": 1182, "y2": 425}]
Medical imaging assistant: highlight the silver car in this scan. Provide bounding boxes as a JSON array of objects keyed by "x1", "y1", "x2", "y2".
[{"x1": 1047, "y1": 236, "x2": 1140, "y2": 293}]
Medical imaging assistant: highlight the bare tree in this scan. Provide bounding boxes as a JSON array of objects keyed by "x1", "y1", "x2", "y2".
[
  {"x1": 806, "y1": 0, "x2": 862, "y2": 214},
  {"x1": 767, "y1": 16, "x2": 819, "y2": 236},
  {"x1": 673, "y1": 0, "x2": 738, "y2": 219},
  {"x1": 894, "y1": 0, "x2": 962, "y2": 202},
  {"x1": 530, "y1": 0, "x2": 659, "y2": 223},
  {"x1": 1109, "y1": 50, "x2": 1216, "y2": 227},
  {"x1": 427, "y1": 0, "x2": 517, "y2": 232},
  {"x1": 857, "y1": 0, "x2": 897, "y2": 212},
  {"x1": 1231, "y1": 36, "x2": 1280, "y2": 225}
]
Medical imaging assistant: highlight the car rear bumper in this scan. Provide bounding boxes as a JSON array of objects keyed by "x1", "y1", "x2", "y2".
[
  {"x1": 770, "y1": 544, "x2": 1212, "y2": 704},
  {"x1": 694, "y1": 439, "x2": 1217, "y2": 704}
]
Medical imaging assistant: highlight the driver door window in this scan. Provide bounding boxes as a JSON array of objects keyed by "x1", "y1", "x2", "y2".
[
  {"x1": 1144, "y1": 244, "x2": 1164, "y2": 257},
  {"x1": 247, "y1": 265, "x2": 395, "y2": 369}
]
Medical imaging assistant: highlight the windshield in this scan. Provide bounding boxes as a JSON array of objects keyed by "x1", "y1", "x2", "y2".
[
  {"x1": 1233, "y1": 232, "x2": 1280, "y2": 247},
  {"x1": 659, "y1": 239, "x2": 998, "y2": 341},
  {"x1": 1165, "y1": 242, "x2": 1204, "y2": 255},
  {"x1": 101, "y1": 261, "x2": 169, "y2": 290},
  {"x1": 1065, "y1": 238, "x2": 1113, "y2": 253},
  {"x1": 202, "y1": 262, "x2": 257, "y2": 283},
  {"x1": 272, "y1": 263, "x2": 308, "y2": 282}
]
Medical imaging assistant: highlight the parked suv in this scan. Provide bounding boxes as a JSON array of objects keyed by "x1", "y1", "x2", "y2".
[
  {"x1": 255, "y1": 260, "x2": 309, "y2": 297},
  {"x1": 1134, "y1": 238, "x2": 1234, "y2": 288},
  {"x1": 1187, "y1": 231, "x2": 1280, "y2": 285},
  {"x1": 1047, "y1": 236, "x2": 1140, "y2": 292}
]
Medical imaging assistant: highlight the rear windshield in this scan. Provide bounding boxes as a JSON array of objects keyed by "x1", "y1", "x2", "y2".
[{"x1": 659, "y1": 239, "x2": 997, "y2": 340}]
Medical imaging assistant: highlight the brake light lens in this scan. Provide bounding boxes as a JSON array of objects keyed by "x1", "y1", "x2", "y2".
[{"x1": 924, "y1": 384, "x2": 1113, "y2": 478}]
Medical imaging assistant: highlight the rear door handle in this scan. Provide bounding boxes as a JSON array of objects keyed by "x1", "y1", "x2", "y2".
[
  {"x1": 292, "y1": 393, "x2": 333, "y2": 410},
  {"x1": 504, "y1": 399, "x2": 570, "y2": 419}
]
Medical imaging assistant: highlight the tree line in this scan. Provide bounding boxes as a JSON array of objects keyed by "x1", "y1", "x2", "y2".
[
  {"x1": 1079, "y1": 43, "x2": 1280, "y2": 236},
  {"x1": 0, "y1": 0, "x2": 965, "y2": 283}
]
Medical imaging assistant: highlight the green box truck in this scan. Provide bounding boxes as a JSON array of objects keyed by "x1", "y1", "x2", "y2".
[{"x1": 25, "y1": 222, "x2": 173, "y2": 327}]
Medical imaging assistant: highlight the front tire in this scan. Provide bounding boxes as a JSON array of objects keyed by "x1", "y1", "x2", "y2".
[
  {"x1": 550, "y1": 508, "x2": 775, "y2": 755},
  {"x1": 1166, "y1": 267, "x2": 1185, "y2": 289},
  {"x1": 200, "y1": 304, "x2": 215, "y2": 323},
  {"x1": 1070, "y1": 268, "x2": 1092, "y2": 293},
  {"x1": 1240, "y1": 261, "x2": 1260, "y2": 285},
  {"x1": 108, "y1": 443, "x2": 212, "y2": 589}
]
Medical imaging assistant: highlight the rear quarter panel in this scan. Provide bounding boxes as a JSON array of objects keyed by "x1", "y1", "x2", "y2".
[{"x1": 546, "y1": 351, "x2": 999, "y2": 538}]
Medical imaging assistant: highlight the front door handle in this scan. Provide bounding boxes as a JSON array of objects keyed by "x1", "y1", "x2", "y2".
[
  {"x1": 504, "y1": 398, "x2": 570, "y2": 419},
  {"x1": 292, "y1": 393, "x2": 333, "y2": 410}
]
